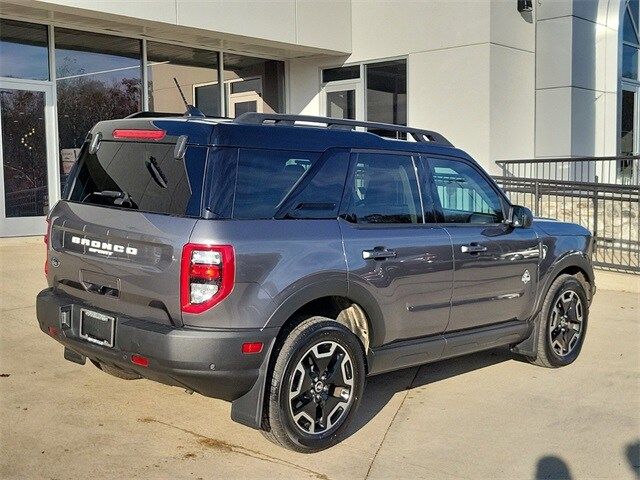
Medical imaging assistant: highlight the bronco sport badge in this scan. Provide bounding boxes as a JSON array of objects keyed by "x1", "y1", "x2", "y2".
[{"x1": 71, "y1": 235, "x2": 138, "y2": 257}]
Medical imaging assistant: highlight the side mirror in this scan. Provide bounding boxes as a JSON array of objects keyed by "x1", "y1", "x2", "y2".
[{"x1": 508, "y1": 205, "x2": 533, "y2": 228}]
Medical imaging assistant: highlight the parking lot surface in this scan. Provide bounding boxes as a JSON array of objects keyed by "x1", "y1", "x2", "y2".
[{"x1": 1, "y1": 238, "x2": 638, "y2": 479}]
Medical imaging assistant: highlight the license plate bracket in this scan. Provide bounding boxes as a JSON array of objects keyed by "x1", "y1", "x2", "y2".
[{"x1": 79, "y1": 309, "x2": 115, "y2": 348}]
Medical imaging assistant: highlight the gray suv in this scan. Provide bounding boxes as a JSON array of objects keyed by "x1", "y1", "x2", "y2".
[{"x1": 37, "y1": 112, "x2": 595, "y2": 452}]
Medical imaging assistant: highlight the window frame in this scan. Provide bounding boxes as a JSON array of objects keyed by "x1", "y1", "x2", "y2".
[
  {"x1": 338, "y1": 148, "x2": 428, "y2": 227},
  {"x1": 420, "y1": 154, "x2": 511, "y2": 227},
  {"x1": 319, "y1": 56, "x2": 408, "y2": 128}
]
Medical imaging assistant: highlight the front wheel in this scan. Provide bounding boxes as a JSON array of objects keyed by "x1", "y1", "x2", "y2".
[
  {"x1": 262, "y1": 317, "x2": 366, "y2": 453},
  {"x1": 529, "y1": 274, "x2": 589, "y2": 368}
]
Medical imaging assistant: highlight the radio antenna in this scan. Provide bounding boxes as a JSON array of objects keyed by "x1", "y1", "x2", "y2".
[{"x1": 173, "y1": 77, "x2": 205, "y2": 118}]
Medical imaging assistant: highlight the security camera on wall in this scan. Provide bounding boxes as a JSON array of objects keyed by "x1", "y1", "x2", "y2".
[{"x1": 517, "y1": 0, "x2": 533, "y2": 12}]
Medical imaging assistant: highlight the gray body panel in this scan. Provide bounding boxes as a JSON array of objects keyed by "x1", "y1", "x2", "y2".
[
  {"x1": 186, "y1": 219, "x2": 347, "y2": 329},
  {"x1": 339, "y1": 220, "x2": 453, "y2": 345},
  {"x1": 444, "y1": 223, "x2": 540, "y2": 331},
  {"x1": 48, "y1": 201, "x2": 196, "y2": 327}
]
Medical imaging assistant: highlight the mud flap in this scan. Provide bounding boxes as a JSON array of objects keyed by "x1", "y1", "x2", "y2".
[
  {"x1": 230, "y1": 340, "x2": 275, "y2": 430},
  {"x1": 510, "y1": 316, "x2": 539, "y2": 358}
]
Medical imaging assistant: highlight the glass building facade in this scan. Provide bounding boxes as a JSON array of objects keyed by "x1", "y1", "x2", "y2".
[{"x1": 0, "y1": 18, "x2": 285, "y2": 235}]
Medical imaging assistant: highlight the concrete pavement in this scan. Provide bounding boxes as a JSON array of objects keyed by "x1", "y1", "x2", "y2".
[{"x1": 1, "y1": 238, "x2": 638, "y2": 479}]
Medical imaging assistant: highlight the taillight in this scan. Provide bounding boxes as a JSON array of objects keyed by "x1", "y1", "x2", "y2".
[
  {"x1": 44, "y1": 218, "x2": 51, "y2": 276},
  {"x1": 181, "y1": 244, "x2": 234, "y2": 314},
  {"x1": 112, "y1": 129, "x2": 166, "y2": 141}
]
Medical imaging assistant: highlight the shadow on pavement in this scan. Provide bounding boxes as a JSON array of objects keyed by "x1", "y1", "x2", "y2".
[
  {"x1": 534, "y1": 456, "x2": 573, "y2": 480},
  {"x1": 627, "y1": 439, "x2": 640, "y2": 479},
  {"x1": 345, "y1": 347, "x2": 516, "y2": 438}
]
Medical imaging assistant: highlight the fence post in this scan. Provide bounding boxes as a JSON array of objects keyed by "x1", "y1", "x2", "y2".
[
  {"x1": 592, "y1": 179, "x2": 598, "y2": 258},
  {"x1": 534, "y1": 180, "x2": 540, "y2": 216}
]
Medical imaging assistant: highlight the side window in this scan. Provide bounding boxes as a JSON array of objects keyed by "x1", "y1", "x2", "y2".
[
  {"x1": 345, "y1": 153, "x2": 423, "y2": 224},
  {"x1": 233, "y1": 149, "x2": 319, "y2": 219},
  {"x1": 282, "y1": 151, "x2": 349, "y2": 219},
  {"x1": 428, "y1": 158, "x2": 504, "y2": 224}
]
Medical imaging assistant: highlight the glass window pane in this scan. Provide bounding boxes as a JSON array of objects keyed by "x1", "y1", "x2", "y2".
[
  {"x1": 326, "y1": 89, "x2": 355, "y2": 119},
  {"x1": 0, "y1": 19, "x2": 49, "y2": 81},
  {"x1": 1, "y1": 89, "x2": 49, "y2": 217},
  {"x1": 620, "y1": 90, "x2": 636, "y2": 155},
  {"x1": 346, "y1": 153, "x2": 422, "y2": 224},
  {"x1": 631, "y1": 0, "x2": 640, "y2": 22},
  {"x1": 233, "y1": 149, "x2": 319, "y2": 219},
  {"x1": 223, "y1": 53, "x2": 284, "y2": 117},
  {"x1": 623, "y1": 44, "x2": 638, "y2": 79},
  {"x1": 322, "y1": 65, "x2": 360, "y2": 83},
  {"x1": 147, "y1": 42, "x2": 220, "y2": 116},
  {"x1": 429, "y1": 158, "x2": 504, "y2": 224},
  {"x1": 68, "y1": 142, "x2": 206, "y2": 217},
  {"x1": 624, "y1": 8, "x2": 639, "y2": 44},
  {"x1": 55, "y1": 29, "x2": 142, "y2": 190},
  {"x1": 284, "y1": 151, "x2": 349, "y2": 219},
  {"x1": 366, "y1": 60, "x2": 407, "y2": 139}
]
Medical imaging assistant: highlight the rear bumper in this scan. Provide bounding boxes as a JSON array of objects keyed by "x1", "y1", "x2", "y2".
[{"x1": 36, "y1": 288, "x2": 277, "y2": 401}]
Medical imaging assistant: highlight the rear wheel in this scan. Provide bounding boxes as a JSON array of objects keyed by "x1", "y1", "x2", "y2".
[
  {"x1": 262, "y1": 317, "x2": 365, "y2": 453},
  {"x1": 529, "y1": 274, "x2": 589, "y2": 368}
]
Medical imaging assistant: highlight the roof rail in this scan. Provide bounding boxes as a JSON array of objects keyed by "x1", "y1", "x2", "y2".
[
  {"x1": 233, "y1": 113, "x2": 453, "y2": 146},
  {"x1": 126, "y1": 111, "x2": 233, "y2": 121}
]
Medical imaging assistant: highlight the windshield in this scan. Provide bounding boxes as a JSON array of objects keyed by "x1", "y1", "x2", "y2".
[{"x1": 67, "y1": 141, "x2": 206, "y2": 217}]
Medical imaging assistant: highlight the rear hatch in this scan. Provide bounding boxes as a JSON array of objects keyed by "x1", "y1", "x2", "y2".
[{"x1": 47, "y1": 118, "x2": 214, "y2": 326}]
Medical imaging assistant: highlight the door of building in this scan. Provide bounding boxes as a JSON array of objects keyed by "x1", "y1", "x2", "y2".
[
  {"x1": 0, "y1": 80, "x2": 58, "y2": 237},
  {"x1": 321, "y1": 80, "x2": 364, "y2": 121}
]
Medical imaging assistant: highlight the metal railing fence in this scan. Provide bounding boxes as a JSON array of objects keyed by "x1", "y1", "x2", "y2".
[{"x1": 494, "y1": 156, "x2": 639, "y2": 273}]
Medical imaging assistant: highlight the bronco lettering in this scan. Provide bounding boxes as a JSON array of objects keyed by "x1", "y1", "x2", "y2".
[{"x1": 71, "y1": 235, "x2": 138, "y2": 256}]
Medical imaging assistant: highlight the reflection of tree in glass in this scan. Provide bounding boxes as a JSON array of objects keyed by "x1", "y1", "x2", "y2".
[
  {"x1": 0, "y1": 89, "x2": 48, "y2": 216},
  {"x1": 56, "y1": 56, "x2": 141, "y2": 151}
]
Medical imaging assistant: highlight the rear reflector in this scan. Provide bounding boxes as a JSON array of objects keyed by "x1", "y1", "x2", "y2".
[
  {"x1": 131, "y1": 354, "x2": 149, "y2": 367},
  {"x1": 242, "y1": 342, "x2": 263, "y2": 354},
  {"x1": 47, "y1": 326, "x2": 59, "y2": 337},
  {"x1": 112, "y1": 129, "x2": 166, "y2": 141}
]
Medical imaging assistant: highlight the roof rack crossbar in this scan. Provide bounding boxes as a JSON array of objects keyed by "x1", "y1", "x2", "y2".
[{"x1": 233, "y1": 113, "x2": 452, "y2": 146}]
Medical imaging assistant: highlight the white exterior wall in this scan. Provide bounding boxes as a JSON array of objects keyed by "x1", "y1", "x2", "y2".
[
  {"x1": 535, "y1": 0, "x2": 621, "y2": 158},
  {"x1": 287, "y1": 0, "x2": 535, "y2": 173}
]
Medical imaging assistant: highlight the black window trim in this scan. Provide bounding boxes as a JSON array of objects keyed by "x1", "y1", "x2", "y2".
[
  {"x1": 421, "y1": 154, "x2": 512, "y2": 227},
  {"x1": 338, "y1": 148, "x2": 429, "y2": 227}
]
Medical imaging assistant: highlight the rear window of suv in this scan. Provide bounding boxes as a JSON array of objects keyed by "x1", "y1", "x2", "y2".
[{"x1": 67, "y1": 141, "x2": 206, "y2": 217}]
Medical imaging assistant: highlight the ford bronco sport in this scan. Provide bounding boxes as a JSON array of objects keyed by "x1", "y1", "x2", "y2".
[{"x1": 37, "y1": 112, "x2": 595, "y2": 452}]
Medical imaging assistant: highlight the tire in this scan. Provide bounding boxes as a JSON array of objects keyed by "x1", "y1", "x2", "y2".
[
  {"x1": 529, "y1": 274, "x2": 589, "y2": 368},
  {"x1": 91, "y1": 360, "x2": 142, "y2": 380},
  {"x1": 262, "y1": 316, "x2": 366, "y2": 453}
]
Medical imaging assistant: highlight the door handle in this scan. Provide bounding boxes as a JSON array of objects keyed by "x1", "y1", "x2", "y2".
[
  {"x1": 362, "y1": 248, "x2": 397, "y2": 260},
  {"x1": 461, "y1": 244, "x2": 487, "y2": 253}
]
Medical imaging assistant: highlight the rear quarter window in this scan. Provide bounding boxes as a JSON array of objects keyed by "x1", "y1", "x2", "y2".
[
  {"x1": 232, "y1": 148, "x2": 320, "y2": 219},
  {"x1": 67, "y1": 141, "x2": 206, "y2": 217}
]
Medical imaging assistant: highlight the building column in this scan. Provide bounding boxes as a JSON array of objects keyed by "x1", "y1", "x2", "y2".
[{"x1": 535, "y1": 0, "x2": 621, "y2": 159}]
